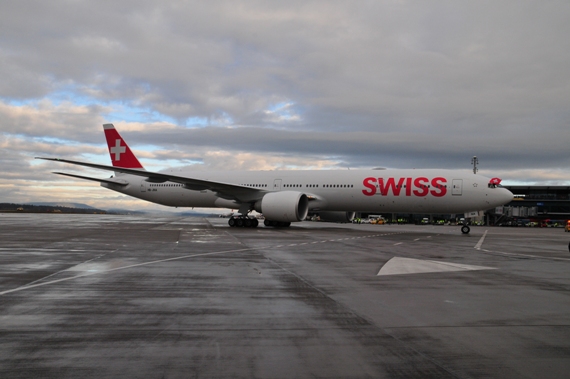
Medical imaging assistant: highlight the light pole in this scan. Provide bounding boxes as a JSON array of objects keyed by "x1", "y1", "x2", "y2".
[{"x1": 471, "y1": 156, "x2": 479, "y2": 175}]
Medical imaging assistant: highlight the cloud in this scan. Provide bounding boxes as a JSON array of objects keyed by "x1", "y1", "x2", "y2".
[{"x1": 1, "y1": 1, "x2": 569, "y2": 210}]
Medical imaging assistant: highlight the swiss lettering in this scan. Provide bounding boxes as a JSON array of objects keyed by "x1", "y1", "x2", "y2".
[
  {"x1": 430, "y1": 177, "x2": 447, "y2": 197},
  {"x1": 378, "y1": 177, "x2": 406, "y2": 196},
  {"x1": 362, "y1": 177, "x2": 377, "y2": 196},
  {"x1": 362, "y1": 177, "x2": 448, "y2": 197},
  {"x1": 413, "y1": 177, "x2": 429, "y2": 197}
]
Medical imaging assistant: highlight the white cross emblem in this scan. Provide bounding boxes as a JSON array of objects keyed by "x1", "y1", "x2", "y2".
[{"x1": 110, "y1": 139, "x2": 126, "y2": 161}]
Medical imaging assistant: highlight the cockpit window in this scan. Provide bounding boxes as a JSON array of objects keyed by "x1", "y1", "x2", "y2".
[{"x1": 488, "y1": 177, "x2": 502, "y2": 188}]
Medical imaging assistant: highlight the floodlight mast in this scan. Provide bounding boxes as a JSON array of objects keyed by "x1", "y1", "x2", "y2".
[{"x1": 471, "y1": 156, "x2": 479, "y2": 175}]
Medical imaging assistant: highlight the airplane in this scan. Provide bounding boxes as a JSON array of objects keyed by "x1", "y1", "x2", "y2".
[{"x1": 37, "y1": 124, "x2": 514, "y2": 234}]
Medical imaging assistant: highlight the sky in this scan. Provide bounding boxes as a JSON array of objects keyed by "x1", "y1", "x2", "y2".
[{"x1": 1, "y1": 1, "x2": 569, "y2": 211}]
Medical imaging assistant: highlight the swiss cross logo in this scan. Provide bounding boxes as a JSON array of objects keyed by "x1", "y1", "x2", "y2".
[
  {"x1": 362, "y1": 177, "x2": 448, "y2": 197},
  {"x1": 110, "y1": 139, "x2": 126, "y2": 161}
]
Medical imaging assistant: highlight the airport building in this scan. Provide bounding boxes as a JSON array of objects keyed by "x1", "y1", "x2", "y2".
[
  {"x1": 494, "y1": 185, "x2": 570, "y2": 226},
  {"x1": 357, "y1": 185, "x2": 570, "y2": 226}
]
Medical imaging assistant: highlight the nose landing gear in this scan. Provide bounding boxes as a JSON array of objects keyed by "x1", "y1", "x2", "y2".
[{"x1": 461, "y1": 225, "x2": 471, "y2": 234}]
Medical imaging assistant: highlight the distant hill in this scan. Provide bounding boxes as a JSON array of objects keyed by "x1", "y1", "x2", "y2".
[
  {"x1": 1, "y1": 203, "x2": 221, "y2": 217},
  {"x1": 26, "y1": 202, "x2": 97, "y2": 209},
  {"x1": 0, "y1": 203, "x2": 107, "y2": 214},
  {"x1": 106, "y1": 208, "x2": 146, "y2": 215}
]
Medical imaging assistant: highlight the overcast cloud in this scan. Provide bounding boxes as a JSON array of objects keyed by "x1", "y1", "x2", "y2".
[{"x1": 1, "y1": 1, "x2": 569, "y2": 210}]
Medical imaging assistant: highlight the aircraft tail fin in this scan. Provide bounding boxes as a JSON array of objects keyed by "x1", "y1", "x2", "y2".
[{"x1": 103, "y1": 124, "x2": 145, "y2": 169}]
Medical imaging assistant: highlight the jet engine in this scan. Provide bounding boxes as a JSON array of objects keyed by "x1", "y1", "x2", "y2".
[
  {"x1": 255, "y1": 191, "x2": 309, "y2": 223},
  {"x1": 317, "y1": 211, "x2": 356, "y2": 223}
]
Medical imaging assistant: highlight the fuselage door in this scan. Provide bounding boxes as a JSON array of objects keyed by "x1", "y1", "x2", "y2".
[
  {"x1": 140, "y1": 179, "x2": 147, "y2": 193},
  {"x1": 273, "y1": 179, "x2": 282, "y2": 191},
  {"x1": 452, "y1": 179, "x2": 463, "y2": 196}
]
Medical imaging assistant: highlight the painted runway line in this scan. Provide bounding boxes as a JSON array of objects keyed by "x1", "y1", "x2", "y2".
[{"x1": 474, "y1": 230, "x2": 488, "y2": 250}]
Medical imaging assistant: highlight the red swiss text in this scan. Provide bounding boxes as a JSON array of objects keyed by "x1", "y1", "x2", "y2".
[{"x1": 362, "y1": 177, "x2": 447, "y2": 197}]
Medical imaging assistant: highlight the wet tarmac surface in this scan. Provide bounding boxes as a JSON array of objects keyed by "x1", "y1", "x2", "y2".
[{"x1": 0, "y1": 214, "x2": 569, "y2": 378}]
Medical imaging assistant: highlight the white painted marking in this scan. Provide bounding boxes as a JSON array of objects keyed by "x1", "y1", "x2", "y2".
[
  {"x1": 474, "y1": 230, "x2": 488, "y2": 250},
  {"x1": 393, "y1": 242, "x2": 403, "y2": 246},
  {"x1": 377, "y1": 257, "x2": 496, "y2": 276}
]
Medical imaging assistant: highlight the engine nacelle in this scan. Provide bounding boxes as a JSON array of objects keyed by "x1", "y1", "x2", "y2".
[
  {"x1": 255, "y1": 191, "x2": 309, "y2": 223},
  {"x1": 318, "y1": 211, "x2": 356, "y2": 223}
]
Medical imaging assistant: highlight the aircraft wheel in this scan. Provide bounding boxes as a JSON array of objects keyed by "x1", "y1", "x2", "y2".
[
  {"x1": 236, "y1": 218, "x2": 244, "y2": 227},
  {"x1": 461, "y1": 225, "x2": 470, "y2": 234},
  {"x1": 251, "y1": 218, "x2": 259, "y2": 227},
  {"x1": 244, "y1": 218, "x2": 252, "y2": 227},
  {"x1": 264, "y1": 219, "x2": 273, "y2": 227},
  {"x1": 228, "y1": 218, "x2": 236, "y2": 227}
]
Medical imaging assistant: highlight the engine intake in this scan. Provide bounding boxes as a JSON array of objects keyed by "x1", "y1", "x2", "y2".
[{"x1": 255, "y1": 191, "x2": 309, "y2": 223}]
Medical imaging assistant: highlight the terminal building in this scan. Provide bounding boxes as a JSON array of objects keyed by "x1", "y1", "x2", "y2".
[
  {"x1": 357, "y1": 185, "x2": 570, "y2": 226},
  {"x1": 494, "y1": 185, "x2": 570, "y2": 226}
]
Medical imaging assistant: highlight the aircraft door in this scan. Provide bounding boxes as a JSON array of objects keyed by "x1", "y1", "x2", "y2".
[
  {"x1": 140, "y1": 179, "x2": 147, "y2": 192},
  {"x1": 273, "y1": 179, "x2": 282, "y2": 191},
  {"x1": 452, "y1": 179, "x2": 462, "y2": 196}
]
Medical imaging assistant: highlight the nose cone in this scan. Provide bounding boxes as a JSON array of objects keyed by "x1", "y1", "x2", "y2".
[{"x1": 497, "y1": 187, "x2": 514, "y2": 206}]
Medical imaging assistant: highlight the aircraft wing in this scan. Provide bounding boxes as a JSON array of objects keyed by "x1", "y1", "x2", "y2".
[{"x1": 37, "y1": 157, "x2": 266, "y2": 203}]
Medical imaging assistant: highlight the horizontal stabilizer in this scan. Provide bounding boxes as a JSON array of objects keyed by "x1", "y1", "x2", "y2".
[{"x1": 54, "y1": 172, "x2": 129, "y2": 186}]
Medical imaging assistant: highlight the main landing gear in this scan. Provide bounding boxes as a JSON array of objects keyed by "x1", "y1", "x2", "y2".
[
  {"x1": 227, "y1": 216, "x2": 291, "y2": 228},
  {"x1": 228, "y1": 215, "x2": 259, "y2": 228},
  {"x1": 461, "y1": 225, "x2": 471, "y2": 234}
]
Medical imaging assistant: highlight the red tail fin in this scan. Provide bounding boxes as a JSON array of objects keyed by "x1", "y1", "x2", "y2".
[{"x1": 103, "y1": 124, "x2": 145, "y2": 169}]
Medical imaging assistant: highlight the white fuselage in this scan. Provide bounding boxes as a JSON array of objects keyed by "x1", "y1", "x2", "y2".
[{"x1": 102, "y1": 168, "x2": 513, "y2": 214}]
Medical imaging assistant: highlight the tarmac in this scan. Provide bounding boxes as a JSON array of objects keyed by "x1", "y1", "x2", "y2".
[{"x1": 0, "y1": 213, "x2": 569, "y2": 378}]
